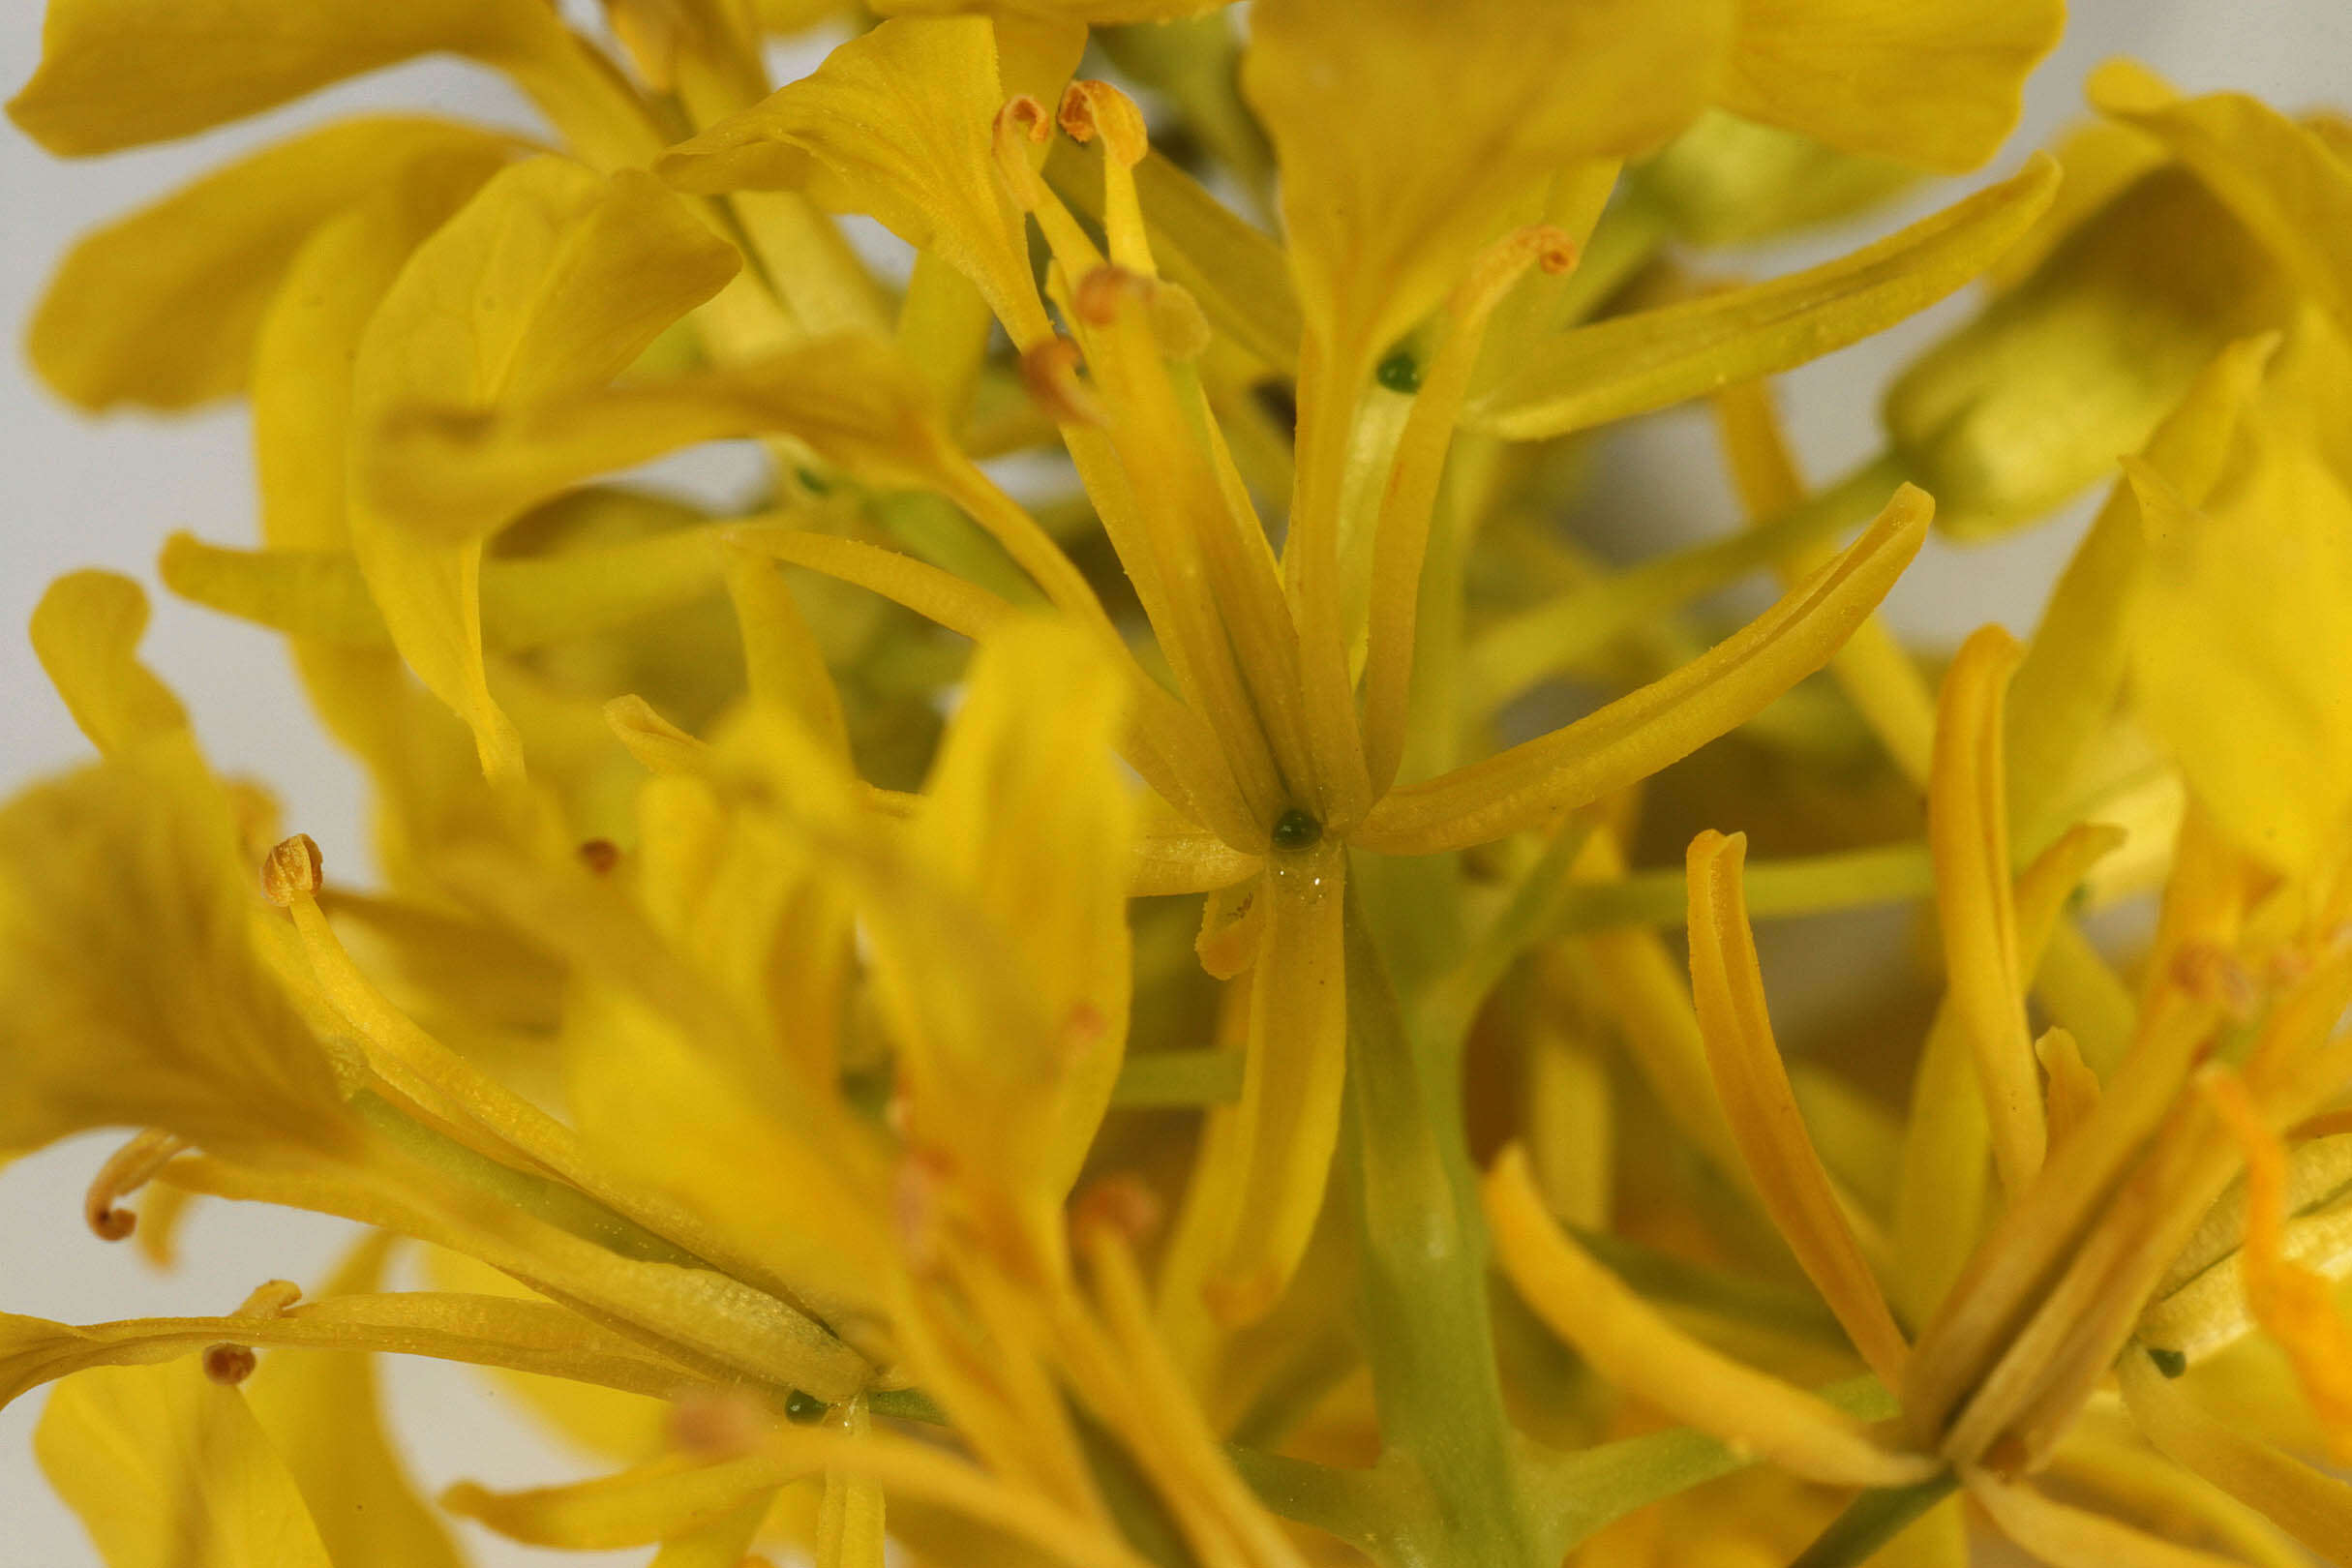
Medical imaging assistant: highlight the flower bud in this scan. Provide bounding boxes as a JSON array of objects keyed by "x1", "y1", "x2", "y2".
[{"x1": 1885, "y1": 167, "x2": 2290, "y2": 538}]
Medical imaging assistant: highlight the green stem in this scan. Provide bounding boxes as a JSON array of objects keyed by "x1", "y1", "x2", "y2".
[
  {"x1": 1111, "y1": 1049, "x2": 1246, "y2": 1107},
  {"x1": 1224, "y1": 1447, "x2": 1402, "y2": 1559},
  {"x1": 350, "y1": 1092, "x2": 703, "y2": 1269},
  {"x1": 1786, "y1": 1475, "x2": 1959, "y2": 1568},
  {"x1": 1521, "y1": 1375, "x2": 1898, "y2": 1562},
  {"x1": 1341, "y1": 877, "x2": 1541, "y2": 1568},
  {"x1": 1545, "y1": 840, "x2": 1932, "y2": 935}
]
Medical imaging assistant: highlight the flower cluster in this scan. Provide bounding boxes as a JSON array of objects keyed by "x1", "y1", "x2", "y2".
[{"x1": 7, "y1": 1, "x2": 2352, "y2": 1565}]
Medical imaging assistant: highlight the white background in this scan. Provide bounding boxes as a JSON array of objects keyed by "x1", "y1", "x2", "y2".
[{"x1": 3, "y1": 3, "x2": 2348, "y2": 1563}]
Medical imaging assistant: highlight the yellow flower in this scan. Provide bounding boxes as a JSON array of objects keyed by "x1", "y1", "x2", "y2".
[{"x1": 14, "y1": 2, "x2": 2352, "y2": 1565}]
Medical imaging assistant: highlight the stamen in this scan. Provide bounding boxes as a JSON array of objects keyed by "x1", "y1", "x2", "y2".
[
  {"x1": 1056, "y1": 81, "x2": 1154, "y2": 275},
  {"x1": 259, "y1": 832, "x2": 323, "y2": 907},
  {"x1": 1070, "y1": 1173, "x2": 1161, "y2": 1251},
  {"x1": 1017, "y1": 336, "x2": 1105, "y2": 427},
  {"x1": 1056, "y1": 81, "x2": 1147, "y2": 168},
  {"x1": 670, "y1": 1386, "x2": 775, "y2": 1458},
  {"x1": 991, "y1": 98, "x2": 1102, "y2": 296},
  {"x1": 82, "y1": 1129, "x2": 187, "y2": 1241},
  {"x1": 2172, "y1": 940, "x2": 2261, "y2": 1022}
]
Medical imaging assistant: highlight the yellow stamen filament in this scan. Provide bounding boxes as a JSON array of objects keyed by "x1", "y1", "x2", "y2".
[
  {"x1": 1929, "y1": 625, "x2": 2044, "y2": 1195},
  {"x1": 1485, "y1": 1147, "x2": 1934, "y2": 1490},
  {"x1": 1686, "y1": 830, "x2": 1911, "y2": 1387},
  {"x1": 992, "y1": 97, "x2": 1105, "y2": 306},
  {"x1": 1362, "y1": 226, "x2": 1575, "y2": 795},
  {"x1": 2203, "y1": 1069, "x2": 2352, "y2": 1462},
  {"x1": 1057, "y1": 81, "x2": 1155, "y2": 276},
  {"x1": 82, "y1": 1129, "x2": 187, "y2": 1241}
]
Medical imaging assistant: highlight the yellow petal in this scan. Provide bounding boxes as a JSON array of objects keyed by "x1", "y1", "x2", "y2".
[
  {"x1": 1472, "y1": 156, "x2": 2059, "y2": 438},
  {"x1": 726, "y1": 543, "x2": 852, "y2": 760},
  {"x1": 1637, "y1": 109, "x2": 1920, "y2": 249},
  {"x1": 659, "y1": 16, "x2": 1054, "y2": 343},
  {"x1": 162, "y1": 524, "x2": 729, "y2": 654},
  {"x1": 29, "y1": 118, "x2": 514, "y2": 411},
  {"x1": 35, "y1": 1361, "x2": 334, "y2": 1568},
  {"x1": 1484, "y1": 1146, "x2": 1935, "y2": 1490},
  {"x1": 2118, "y1": 1346, "x2": 2352, "y2": 1559},
  {"x1": 0, "y1": 1291, "x2": 715, "y2": 1412},
  {"x1": 447, "y1": 1452, "x2": 802, "y2": 1549},
  {"x1": 1685, "y1": 829, "x2": 1910, "y2": 1386},
  {"x1": 0, "y1": 739, "x2": 355, "y2": 1161},
  {"x1": 348, "y1": 156, "x2": 739, "y2": 778},
  {"x1": 657, "y1": 1493, "x2": 777, "y2": 1568},
  {"x1": 377, "y1": 335, "x2": 950, "y2": 537},
  {"x1": 5, "y1": 0, "x2": 595, "y2": 156},
  {"x1": 2006, "y1": 331, "x2": 2280, "y2": 833},
  {"x1": 1927, "y1": 625, "x2": 2044, "y2": 1195},
  {"x1": 242, "y1": 1235, "x2": 463, "y2": 1568},
  {"x1": 29, "y1": 571, "x2": 189, "y2": 755},
  {"x1": 1205, "y1": 842, "x2": 1347, "y2": 1325},
  {"x1": 731, "y1": 523, "x2": 1014, "y2": 644},
  {"x1": 1243, "y1": 0, "x2": 1723, "y2": 374},
  {"x1": 1965, "y1": 1471, "x2": 2251, "y2": 1568},
  {"x1": 1892, "y1": 1005, "x2": 1991, "y2": 1326},
  {"x1": 882, "y1": 619, "x2": 1135, "y2": 1235},
  {"x1": 2126, "y1": 398, "x2": 2352, "y2": 878},
  {"x1": 2092, "y1": 70, "x2": 2352, "y2": 338},
  {"x1": 1354, "y1": 483, "x2": 1930, "y2": 856},
  {"x1": 423, "y1": 1247, "x2": 668, "y2": 1462},
  {"x1": 1721, "y1": 0, "x2": 2060, "y2": 173},
  {"x1": 454, "y1": 1426, "x2": 1154, "y2": 1568},
  {"x1": 165, "y1": 1150, "x2": 872, "y2": 1401}
]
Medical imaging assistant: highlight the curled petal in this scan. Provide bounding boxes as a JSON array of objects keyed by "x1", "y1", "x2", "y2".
[
  {"x1": 1485, "y1": 1146, "x2": 1934, "y2": 1490},
  {"x1": 1356, "y1": 485, "x2": 1930, "y2": 856}
]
